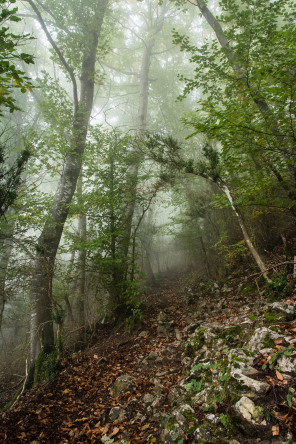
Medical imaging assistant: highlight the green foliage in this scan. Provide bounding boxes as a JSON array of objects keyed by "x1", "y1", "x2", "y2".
[
  {"x1": 214, "y1": 233, "x2": 249, "y2": 266},
  {"x1": 266, "y1": 271, "x2": 289, "y2": 301},
  {"x1": 123, "y1": 282, "x2": 144, "y2": 333},
  {"x1": 34, "y1": 349, "x2": 59, "y2": 384},
  {"x1": 0, "y1": 0, "x2": 34, "y2": 114},
  {"x1": 262, "y1": 345, "x2": 294, "y2": 370},
  {"x1": 219, "y1": 413, "x2": 233, "y2": 431},
  {"x1": 173, "y1": 0, "x2": 296, "y2": 215},
  {"x1": 263, "y1": 312, "x2": 282, "y2": 324},
  {"x1": 262, "y1": 333, "x2": 275, "y2": 349},
  {"x1": 184, "y1": 328, "x2": 205, "y2": 357},
  {"x1": 0, "y1": 145, "x2": 30, "y2": 219},
  {"x1": 185, "y1": 378, "x2": 203, "y2": 394}
]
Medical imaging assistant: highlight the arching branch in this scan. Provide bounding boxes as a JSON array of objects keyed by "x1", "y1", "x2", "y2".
[{"x1": 25, "y1": 0, "x2": 79, "y2": 112}]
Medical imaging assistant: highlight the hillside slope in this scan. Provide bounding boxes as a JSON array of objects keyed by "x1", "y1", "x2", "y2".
[{"x1": 0, "y1": 275, "x2": 296, "y2": 443}]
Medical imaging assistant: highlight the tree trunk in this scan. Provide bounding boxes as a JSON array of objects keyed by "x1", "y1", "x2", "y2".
[
  {"x1": 121, "y1": 1, "x2": 167, "y2": 277},
  {"x1": 218, "y1": 179, "x2": 271, "y2": 282},
  {"x1": 26, "y1": 0, "x2": 108, "y2": 388},
  {"x1": 74, "y1": 174, "x2": 87, "y2": 340}
]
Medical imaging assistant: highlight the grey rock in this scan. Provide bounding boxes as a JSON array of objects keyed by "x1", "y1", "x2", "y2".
[
  {"x1": 230, "y1": 367, "x2": 269, "y2": 394},
  {"x1": 205, "y1": 413, "x2": 220, "y2": 424},
  {"x1": 268, "y1": 302, "x2": 295, "y2": 321},
  {"x1": 143, "y1": 393, "x2": 154, "y2": 404},
  {"x1": 157, "y1": 311, "x2": 167, "y2": 322},
  {"x1": 231, "y1": 360, "x2": 258, "y2": 377},
  {"x1": 248, "y1": 327, "x2": 281, "y2": 352},
  {"x1": 277, "y1": 354, "x2": 296, "y2": 374},
  {"x1": 109, "y1": 406, "x2": 126, "y2": 422},
  {"x1": 192, "y1": 388, "x2": 211, "y2": 404},
  {"x1": 235, "y1": 396, "x2": 267, "y2": 425},
  {"x1": 112, "y1": 374, "x2": 135, "y2": 396}
]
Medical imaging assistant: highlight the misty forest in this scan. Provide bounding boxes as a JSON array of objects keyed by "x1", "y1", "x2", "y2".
[{"x1": 1, "y1": 0, "x2": 296, "y2": 442}]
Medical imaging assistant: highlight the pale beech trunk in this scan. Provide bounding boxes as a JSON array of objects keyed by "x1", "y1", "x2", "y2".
[
  {"x1": 122, "y1": 1, "x2": 167, "y2": 276},
  {"x1": 217, "y1": 179, "x2": 271, "y2": 282},
  {"x1": 75, "y1": 174, "x2": 87, "y2": 339},
  {"x1": 0, "y1": 240, "x2": 13, "y2": 330},
  {"x1": 26, "y1": 0, "x2": 108, "y2": 387}
]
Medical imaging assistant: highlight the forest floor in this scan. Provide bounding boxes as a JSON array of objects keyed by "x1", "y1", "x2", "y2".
[{"x1": 0, "y1": 274, "x2": 296, "y2": 443}]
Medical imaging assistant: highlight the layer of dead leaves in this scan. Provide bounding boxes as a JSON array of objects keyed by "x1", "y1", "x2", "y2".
[
  {"x1": 0, "y1": 281, "x2": 186, "y2": 443},
  {"x1": 1, "y1": 276, "x2": 296, "y2": 442}
]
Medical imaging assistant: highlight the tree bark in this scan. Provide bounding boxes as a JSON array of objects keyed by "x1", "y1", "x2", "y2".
[
  {"x1": 217, "y1": 179, "x2": 271, "y2": 282},
  {"x1": 121, "y1": 1, "x2": 167, "y2": 277},
  {"x1": 26, "y1": 0, "x2": 108, "y2": 388}
]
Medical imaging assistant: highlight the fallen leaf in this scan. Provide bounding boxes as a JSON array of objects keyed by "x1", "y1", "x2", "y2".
[
  {"x1": 272, "y1": 424, "x2": 279, "y2": 436},
  {"x1": 274, "y1": 338, "x2": 283, "y2": 345},
  {"x1": 110, "y1": 427, "x2": 120, "y2": 437},
  {"x1": 276, "y1": 370, "x2": 284, "y2": 381},
  {"x1": 94, "y1": 354, "x2": 98, "y2": 359}
]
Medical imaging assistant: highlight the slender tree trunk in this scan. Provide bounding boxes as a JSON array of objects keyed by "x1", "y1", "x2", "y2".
[
  {"x1": 0, "y1": 212, "x2": 15, "y2": 330},
  {"x1": 199, "y1": 236, "x2": 211, "y2": 278},
  {"x1": 74, "y1": 175, "x2": 87, "y2": 339},
  {"x1": 218, "y1": 179, "x2": 271, "y2": 281},
  {"x1": 0, "y1": 240, "x2": 13, "y2": 330},
  {"x1": 121, "y1": 1, "x2": 167, "y2": 277},
  {"x1": 26, "y1": 0, "x2": 108, "y2": 388}
]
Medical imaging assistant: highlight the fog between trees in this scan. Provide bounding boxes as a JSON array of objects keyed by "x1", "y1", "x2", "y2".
[{"x1": 0, "y1": 0, "x2": 296, "y2": 389}]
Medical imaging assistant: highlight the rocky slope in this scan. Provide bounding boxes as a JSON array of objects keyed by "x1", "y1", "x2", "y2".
[{"x1": 0, "y1": 275, "x2": 296, "y2": 443}]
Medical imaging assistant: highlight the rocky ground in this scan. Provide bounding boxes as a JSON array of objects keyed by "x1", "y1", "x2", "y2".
[{"x1": 0, "y1": 274, "x2": 296, "y2": 443}]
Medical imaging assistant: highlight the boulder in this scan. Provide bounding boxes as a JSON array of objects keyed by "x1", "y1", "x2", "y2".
[
  {"x1": 143, "y1": 393, "x2": 155, "y2": 404},
  {"x1": 230, "y1": 367, "x2": 269, "y2": 394},
  {"x1": 247, "y1": 327, "x2": 281, "y2": 353},
  {"x1": 235, "y1": 396, "x2": 266, "y2": 425},
  {"x1": 111, "y1": 374, "x2": 135, "y2": 396}
]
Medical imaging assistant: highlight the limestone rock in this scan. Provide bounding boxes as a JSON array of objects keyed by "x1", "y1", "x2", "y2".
[
  {"x1": 247, "y1": 327, "x2": 281, "y2": 352},
  {"x1": 143, "y1": 393, "x2": 154, "y2": 404},
  {"x1": 268, "y1": 302, "x2": 295, "y2": 321},
  {"x1": 109, "y1": 406, "x2": 126, "y2": 422},
  {"x1": 277, "y1": 354, "x2": 296, "y2": 374},
  {"x1": 112, "y1": 374, "x2": 135, "y2": 396},
  {"x1": 235, "y1": 396, "x2": 266, "y2": 425},
  {"x1": 160, "y1": 404, "x2": 195, "y2": 443},
  {"x1": 230, "y1": 366, "x2": 269, "y2": 394}
]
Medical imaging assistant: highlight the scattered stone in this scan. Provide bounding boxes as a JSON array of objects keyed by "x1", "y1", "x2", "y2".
[
  {"x1": 230, "y1": 367, "x2": 269, "y2": 394},
  {"x1": 235, "y1": 396, "x2": 267, "y2": 425},
  {"x1": 157, "y1": 311, "x2": 167, "y2": 322},
  {"x1": 205, "y1": 413, "x2": 220, "y2": 424},
  {"x1": 268, "y1": 302, "x2": 295, "y2": 321},
  {"x1": 138, "y1": 330, "x2": 148, "y2": 338},
  {"x1": 248, "y1": 327, "x2": 281, "y2": 352},
  {"x1": 112, "y1": 375, "x2": 135, "y2": 396},
  {"x1": 109, "y1": 406, "x2": 126, "y2": 422},
  {"x1": 277, "y1": 354, "x2": 296, "y2": 374},
  {"x1": 143, "y1": 393, "x2": 154, "y2": 404}
]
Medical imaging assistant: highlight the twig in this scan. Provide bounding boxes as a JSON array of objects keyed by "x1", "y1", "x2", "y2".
[
  {"x1": 11, "y1": 360, "x2": 28, "y2": 409},
  {"x1": 249, "y1": 261, "x2": 296, "y2": 279}
]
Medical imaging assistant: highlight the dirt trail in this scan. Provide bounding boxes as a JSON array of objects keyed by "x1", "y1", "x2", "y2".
[{"x1": 0, "y1": 278, "x2": 191, "y2": 443}]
